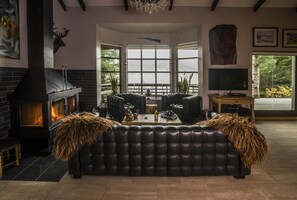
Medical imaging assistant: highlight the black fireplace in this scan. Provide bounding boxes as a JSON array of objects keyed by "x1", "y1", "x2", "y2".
[{"x1": 8, "y1": 0, "x2": 81, "y2": 150}]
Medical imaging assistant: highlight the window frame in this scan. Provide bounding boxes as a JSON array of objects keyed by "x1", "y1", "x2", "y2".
[{"x1": 127, "y1": 47, "x2": 171, "y2": 97}]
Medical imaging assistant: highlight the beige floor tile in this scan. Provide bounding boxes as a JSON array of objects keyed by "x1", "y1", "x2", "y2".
[{"x1": 1, "y1": 121, "x2": 297, "y2": 199}]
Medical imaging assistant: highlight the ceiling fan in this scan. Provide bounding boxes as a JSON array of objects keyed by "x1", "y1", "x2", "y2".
[{"x1": 137, "y1": 37, "x2": 161, "y2": 43}]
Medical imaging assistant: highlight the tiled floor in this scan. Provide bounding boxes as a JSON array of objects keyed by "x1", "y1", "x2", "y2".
[{"x1": 0, "y1": 121, "x2": 297, "y2": 200}]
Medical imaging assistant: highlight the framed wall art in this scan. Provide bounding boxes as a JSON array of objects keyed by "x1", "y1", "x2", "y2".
[
  {"x1": 282, "y1": 29, "x2": 297, "y2": 48},
  {"x1": 0, "y1": 0, "x2": 20, "y2": 59},
  {"x1": 253, "y1": 27, "x2": 278, "y2": 47}
]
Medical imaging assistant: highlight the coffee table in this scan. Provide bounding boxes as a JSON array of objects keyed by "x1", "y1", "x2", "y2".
[{"x1": 122, "y1": 114, "x2": 182, "y2": 125}]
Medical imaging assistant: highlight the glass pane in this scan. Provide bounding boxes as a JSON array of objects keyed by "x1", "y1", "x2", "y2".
[
  {"x1": 143, "y1": 60, "x2": 155, "y2": 71},
  {"x1": 157, "y1": 60, "x2": 170, "y2": 71},
  {"x1": 143, "y1": 73, "x2": 155, "y2": 84},
  {"x1": 178, "y1": 49, "x2": 198, "y2": 58},
  {"x1": 19, "y1": 102, "x2": 43, "y2": 127},
  {"x1": 178, "y1": 73, "x2": 198, "y2": 84},
  {"x1": 157, "y1": 73, "x2": 170, "y2": 84},
  {"x1": 101, "y1": 58, "x2": 120, "y2": 71},
  {"x1": 128, "y1": 60, "x2": 141, "y2": 71},
  {"x1": 52, "y1": 99, "x2": 65, "y2": 124},
  {"x1": 178, "y1": 59, "x2": 198, "y2": 71},
  {"x1": 127, "y1": 49, "x2": 141, "y2": 58},
  {"x1": 157, "y1": 49, "x2": 170, "y2": 58},
  {"x1": 101, "y1": 49, "x2": 120, "y2": 58},
  {"x1": 253, "y1": 55, "x2": 294, "y2": 111},
  {"x1": 128, "y1": 73, "x2": 141, "y2": 84},
  {"x1": 142, "y1": 49, "x2": 155, "y2": 58}
]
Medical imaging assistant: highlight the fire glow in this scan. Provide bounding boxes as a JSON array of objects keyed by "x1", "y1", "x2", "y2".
[{"x1": 51, "y1": 100, "x2": 65, "y2": 124}]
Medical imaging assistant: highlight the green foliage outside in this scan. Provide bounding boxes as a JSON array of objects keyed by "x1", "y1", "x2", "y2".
[
  {"x1": 108, "y1": 72, "x2": 119, "y2": 94},
  {"x1": 253, "y1": 55, "x2": 293, "y2": 98},
  {"x1": 101, "y1": 49, "x2": 120, "y2": 85}
]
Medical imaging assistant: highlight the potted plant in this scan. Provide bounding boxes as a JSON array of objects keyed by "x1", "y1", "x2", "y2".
[
  {"x1": 179, "y1": 73, "x2": 193, "y2": 94},
  {"x1": 108, "y1": 72, "x2": 118, "y2": 94}
]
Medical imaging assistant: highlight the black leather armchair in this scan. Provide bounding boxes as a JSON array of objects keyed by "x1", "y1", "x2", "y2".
[
  {"x1": 162, "y1": 93, "x2": 202, "y2": 122},
  {"x1": 107, "y1": 93, "x2": 146, "y2": 121}
]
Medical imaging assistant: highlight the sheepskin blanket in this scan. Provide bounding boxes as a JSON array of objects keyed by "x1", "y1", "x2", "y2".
[
  {"x1": 198, "y1": 114, "x2": 268, "y2": 168},
  {"x1": 53, "y1": 112, "x2": 120, "y2": 161}
]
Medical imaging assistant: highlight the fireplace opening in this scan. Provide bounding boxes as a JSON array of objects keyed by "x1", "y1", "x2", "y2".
[
  {"x1": 69, "y1": 96, "x2": 76, "y2": 113},
  {"x1": 19, "y1": 102, "x2": 43, "y2": 127},
  {"x1": 51, "y1": 99, "x2": 65, "y2": 124}
]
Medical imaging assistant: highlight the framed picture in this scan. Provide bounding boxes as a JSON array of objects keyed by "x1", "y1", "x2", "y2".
[
  {"x1": 253, "y1": 27, "x2": 278, "y2": 47},
  {"x1": 0, "y1": 0, "x2": 20, "y2": 59},
  {"x1": 282, "y1": 29, "x2": 297, "y2": 48}
]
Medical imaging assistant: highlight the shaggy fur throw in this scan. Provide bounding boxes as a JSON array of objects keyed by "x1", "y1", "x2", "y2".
[
  {"x1": 53, "y1": 112, "x2": 120, "y2": 161},
  {"x1": 198, "y1": 114, "x2": 268, "y2": 168}
]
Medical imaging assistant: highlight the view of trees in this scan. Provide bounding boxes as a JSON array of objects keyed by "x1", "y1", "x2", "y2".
[
  {"x1": 253, "y1": 55, "x2": 293, "y2": 98},
  {"x1": 101, "y1": 47, "x2": 120, "y2": 99}
]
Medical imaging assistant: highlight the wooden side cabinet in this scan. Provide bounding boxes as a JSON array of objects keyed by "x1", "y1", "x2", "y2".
[{"x1": 208, "y1": 94, "x2": 255, "y2": 123}]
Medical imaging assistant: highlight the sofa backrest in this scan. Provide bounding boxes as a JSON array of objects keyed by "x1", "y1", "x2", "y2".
[{"x1": 69, "y1": 125, "x2": 250, "y2": 177}]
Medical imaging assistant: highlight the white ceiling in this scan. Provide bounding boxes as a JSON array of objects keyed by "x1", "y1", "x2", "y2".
[{"x1": 63, "y1": 0, "x2": 297, "y2": 8}]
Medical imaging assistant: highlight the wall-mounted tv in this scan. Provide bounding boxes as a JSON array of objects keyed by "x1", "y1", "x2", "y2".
[{"x1": 208, "y1": 68, "x2": 248, "y2": 91}]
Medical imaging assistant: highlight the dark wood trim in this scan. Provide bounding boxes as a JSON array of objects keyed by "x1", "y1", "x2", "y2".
[
  {"x1": 253, "y1": 0, "x2": 266, "y2": 12},
  {"x1": 78, "y1": 0, "x2": 86, "y2": 11},
  {"x1": 124, "y1": 0, "x2": 128, "y2": 11},
  {"x1": 58, "y1": 0, "x2": 66, "y2": 11},
  {"x1": 169, "y1": 0, "x2": 174, "y2": 11},
  {"x1": 211, "y1": 0, "x2": 219, "y2": 12}
]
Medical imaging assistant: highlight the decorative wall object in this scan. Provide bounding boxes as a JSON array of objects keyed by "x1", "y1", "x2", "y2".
[
  {"x1": 282, "y1": 29, "x2": 297, "y2": 48},
  {"x1": 209, "y1": 24, "x2": 237, "y2": 65},
  {"x1": 53, "y1": 26, "x2": 70, "y2": 53},
  {"x1": 0, "y1": 0, "x2": 20, "y2": 59},
  {"x1": 253, "y1": 27, "x2": 278, "y2": 47}
]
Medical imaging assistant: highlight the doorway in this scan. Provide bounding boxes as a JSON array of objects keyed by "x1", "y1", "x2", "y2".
[{"x1": 252, "y1": 54, "x2": 297, "y2": 115}]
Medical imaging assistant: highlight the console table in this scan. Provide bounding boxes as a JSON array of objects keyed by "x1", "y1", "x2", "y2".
[{"x1": 208, "y1": 94, "x2": 255, "y2": 123}]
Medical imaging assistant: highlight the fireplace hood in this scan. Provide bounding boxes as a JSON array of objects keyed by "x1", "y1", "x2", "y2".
[
  {"x1": 8, "y1": 0, "x2": 81, "y2": 150},
  {"x1": 9, "y1": 0, "x2": 81, "y2": 101}
]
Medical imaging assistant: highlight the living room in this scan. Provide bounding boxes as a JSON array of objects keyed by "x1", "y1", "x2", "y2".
[{"x1": 0, "y1": 0, "x2": 297, "y2": 199}]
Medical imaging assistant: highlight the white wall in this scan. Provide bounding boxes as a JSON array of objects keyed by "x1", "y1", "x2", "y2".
[
  {"x1": 51, "y1": 4, "x2": 296, "y2": 108},
  {"x1": 3, "y1": 1, "x2": 296, "y2": 109}
]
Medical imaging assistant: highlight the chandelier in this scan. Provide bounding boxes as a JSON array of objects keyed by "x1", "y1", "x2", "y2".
[{"x1": 129, "y1": 0, "x2": 170, "y2": 14}]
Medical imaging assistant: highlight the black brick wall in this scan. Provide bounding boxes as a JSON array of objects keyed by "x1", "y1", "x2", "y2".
[
  {"x1": 0, "y1": 67, "x2": 27, "y2": 139},
  {"x1": 67, "y1": 70, "x2": 97, "y2": 112}
]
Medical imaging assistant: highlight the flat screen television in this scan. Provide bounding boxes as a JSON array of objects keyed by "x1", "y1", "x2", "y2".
[{"x1": 208, "y1": 68, "x2": 248, "y2": 91}]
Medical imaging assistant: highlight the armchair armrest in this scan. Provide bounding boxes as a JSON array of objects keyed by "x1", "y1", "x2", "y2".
[
  {"x1": 128, "y1": 94, "x2": 146, "y2": 114},
  {"x1": 183, "y1": 95, "x2": 202, "y2": 122},
  {"x1": 161, "y1": 93, "x2": 181, "y2": 110},
  {"x1": 107, "y1": 95, "x2": 125, "y2": 121}
]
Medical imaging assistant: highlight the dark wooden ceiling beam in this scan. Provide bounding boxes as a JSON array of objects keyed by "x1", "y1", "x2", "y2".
[
  {"x1": 78, "y1": 0, "x2": 86, "y2": 11},
  {"x1": 124, "y1": 0, "x2": 128, "y2": 11},
  {"x1": 58, "y1": 0, "x2": 66, "y2": 11},
  {"x1": 253, "y1": 0, "x2": 266, "y2": 12},
  {"x1": 211, "y1": 0, "x2": 219, "y2": 11},
  {"x1": 169, "y1": 0, "x2": 174, "y2": 11}
]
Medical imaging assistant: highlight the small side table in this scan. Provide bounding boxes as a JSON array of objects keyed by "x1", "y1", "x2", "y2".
[{"x1": 0, "y1": 138, "x2": 21, "y2": 178}]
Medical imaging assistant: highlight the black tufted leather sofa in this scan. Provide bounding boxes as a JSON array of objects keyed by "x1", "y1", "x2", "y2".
[
  {"x1": 107, "y1": 93, "x2": 146, "y2": 122},
  {"x1": 68, "y1": 125, "x2": 251, "y2": 179},
  {"x1": 162, "y1": 93, "x2": 203, "y2": 122}
]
